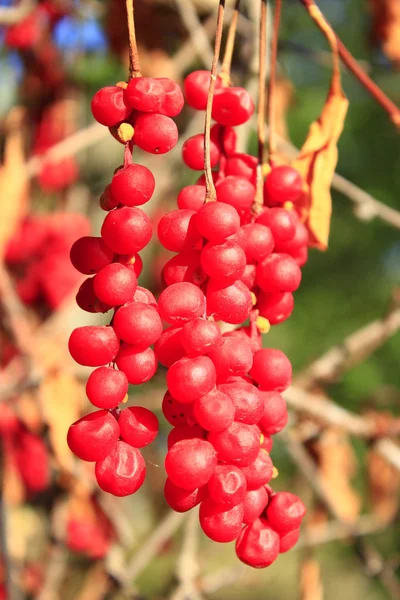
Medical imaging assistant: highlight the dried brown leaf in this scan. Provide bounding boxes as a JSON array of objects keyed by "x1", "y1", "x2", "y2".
[
  {"x1": 367, "y1": 449, "x2": 400, "y2": 521},
  {"x1": 293, "y1": 3, "x2": 348, "y2": 250}
]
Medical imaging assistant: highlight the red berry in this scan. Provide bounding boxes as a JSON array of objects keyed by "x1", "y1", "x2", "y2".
[
  {"x1": 101, "y1": 207, "x2": 152, "y2": 255},
  {"x1": 279, "y1": 528, "x2": 300, "y2": 553},
  {"x1": 241, "y1": 450, "x2": 273, "y2": 490},
  {"x1": 125, "y1": 77, "x2": 165, "y2": 113},
  {"x1": 274, "y1": 219, "x2": 308, "y2": 253},
  {"x1": 256, "y1": 253, "x2": 302, "y2": 293},
  {"x1": 266, "y1": 492, "x2": 306, "y2": 534},
  {"x1": 196, "y1": 201, "x2": 240, "y2": 243},
  {"x1": 110, "y1": 163, "x2": 155, "y2": 207},
  {"x1": 184, "y1": 70, "x2": 223, "y2": 110},
  {"x1": 194, "y1": 388, "x2": 235, "y2": 432},
  {"x1": 164, "y1": 478, "x2": 206, "y2": 512},
  {"x1": 167, "y1": 356, "x2": 216, "y2": 404},
  {"x1": 201, "y1": 241, "x2": 246, "y2": 282},
  {"x1": 91, "y1": 86, "x2": 130, "y2": 127},
  {"x1": 256, "y1": 207, "x2": 297, "y2": 243},
  {"x1": 67, "y1": 410, "x2": 119, "y2": 462},
  {"x1": 134, "y1": 114, "x2": 178, "y2": 154},
  {"x1": 177, "y1": 185, "x2": 206, "y2": 211},
  {"x1": 208, "y1": 337, "x2": 253, "y2": 382},
  {"x1": 208, "y1": 465, "x2": 247, "y2": 507},
  {"x1": 210, "y1": 124, "x2": 237, "y2": 156},
  {"x1": 93, "y1": 263, "x2": 137, "y2": 306},
  {"x1": 163, "y1": 250, "x2": 206, "y2": 287},
  {"x1": 236, "y1": 518, "x2": 280, "y2": 568},
  {"x1": 199, "y1": 497, "x2": 244, "y2": 542},
  {"x1": 208, "y1": 422, "x2": 260, "y2": 467},
  {"x1": 263, "y1": 166, "x2": 303, "y2": 206},
  {"x1": 158, "y1": 209, "x2": 200, "y2": 252},
  {"x1": 76, "y1": 278, "x2": 111, "y2": 314},
  {"x1": 68, "y1": 326, "x2": 120, "y2": 366},
  {"x1": 154, "y1": 326, "x2": 186, "y2": 367},
  {"x1": 70, "y1": 237, "x2": 114, "y2": 275},
  {"x1": 118, "y1": 406, "x2": 159, "y2": 448},
  {"x1": 117, "y1": 253, "x2": 143, "y2": 278},
  {"x1": 86, "y1": 367, "x2": 128, "y2": 409},
  {"x1": 225, "y1": 153, "x2": 257, "y2": 185},
  {"x1": 181, "y1": 318, "x2": 222, "y2": 356},
  {"x1": 240, "y1": 264, "x2": 257, "y2": 289},
  {"x1": 157, "y1": 78, "x2": 184, "y2": 117},
  {"x1": 212, "y1": 87, "x2": 254, "y2": 126},
  {"x1": 250, "y1": 349, "x2": 292, "y2": 392},
  {"x1": 182, "y1": 134, "x2": 220, "y2": 170},
  {"x1": 158, "y1": 282, "x2": 206, "y2": 324},
  {"x1": 206, "y1": 279, "x2": 252, "y2": 325},
  {"x1": 95, "y1": 441, "x2": 146, "y2": 496},
  {"x1": 165, "y1": 438, "x2": 217, "y2": 490},
  {"x1": 218, "y1": 381, "x2": 264, "y2": 425},
  {"x1": 243, "y1": 487, "x2": 269, "y2": 524},
  {"x1": 134, "y1": 286, "x2": 157, "y2": 306},
  {"x1": 167, "y1": 424, "x2": 205, "y2": 449},
  {"x1": 239, "y1": 223, "x2": 275, "y2": 262},
  {"x1": 113, "y1": 302, "x2": 163, "y2": 346},
  {"x1": 257, "y1": 291, "x2": 294, "y2": 325},
  {"x1": 162, "y1": 392, "x2": 194, "y2": 426},
  {"x1": 216, "y1": 176, "x2": 255, "y2": 214},
  {"x1": 115, "y1": 344, "x2": 157, "y2": 384},
  {"x1": 258, "y1": 391, "x2": 288, "y2": 435}
]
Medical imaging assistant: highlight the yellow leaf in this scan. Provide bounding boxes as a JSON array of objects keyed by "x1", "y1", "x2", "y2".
[
  {"x1": 0, "y1": 108, "x2": 28, "y2": 259},
  {"x1": 293, "y1": 3, "x2": 348, "y2": 250},
  {"x1": 39, "y1": 371, "x2": 84, "y2": 473}
]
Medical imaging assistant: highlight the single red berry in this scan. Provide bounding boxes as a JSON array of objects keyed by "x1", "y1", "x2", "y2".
[
  {"x1": 182, "y1": 134, "x2": 220, "y2": 170},
  {"x1": 218, "y1": 380, "x2": 264, "y2": 425},
  {"x1": 216, "y1": 176, "x2": 255, "y2": 214},
  {"x1": 125, "y1": 77, "x2": 165, "y2": 113},
  {"x1": 167, "y1": 356, "x2": 216, "y2": 404},
  {"x1": 181, "y1": 318, "x2": 222, "y2": 356},
  {"x1": 154, "y1": 326, "x2": 186, "y2": 367},
  {"x1": 239, "y1": 223, "x2": 275, "y2": 262},
  {"x1": 86, "y1": 367, "x2": 128, "y2": 409},
  {"x1": 212, "y1": 87, "x2": 254, "y2": 126},
  {"x1": 208, "y1": 337, "x2": 253, "y2": 382},
  {"x1": 115, "y1": 344, "x2": 157, "y2": 384},
  {"x1": 95, "y1": 441, "x2": 146, "y2": 496},
  {"x1": 292, "y1": 245, "x2": 308, "y2": 267},
  {"x1": 101, "y1": 207, "x2": 152, "y2": 255},
  {"x1": 93, "y1": 263, "x2": 137, "y2": 307},
  {"x1": 256, "y1": 207, "x2": 297, "y2": 244},
  {"x1": 157, "y1": 78, "x2": 185, "y2": 117},
  {"x1": 165, "y1": 438, "x2": 217, "y2": 490},
  {"x1": 266, "y1": 492, "x2": 306, "y2": 534},
  {"x1": 70, "y1": 237, "x2": 114, "y2": 275},
  {"x1": 274, "y1": 219, "x2": 308, "y2": 254},
  {"x1": 134, "y1": 114, "x2": 178, "y2": 154},
  {"x1": 158, "y1": 209, "x2": 200, "y2": 252},
  {"x1": 162, "y1": 392, "x2": 194, "y2": 427},
  {"x1": 201, "y1": 240, "x2": 246, "y2": 282},
  {"x1": 206, "y1": 279, "x2": 252, "y2": 324},
  {"x1": 177, "y1": 185, "x2": 206, "y2": 211},
  {"x1": 67, "y1": 410, "x2": 119, "y2": 462},
  {"x1": 243, "y1": 487, "x2": 269, "y2": 524},
  {"x1": 196, "y1": 201, "x2": 240, "y2": 243},
  {"x1": 113, "y1": 302, "x2": 163, "y2": 346},
  {"x1": 68, "y1": 326, "x2": 120, "y2": 366},
  {"x1": 91, "y1": 86, "x2": 130, "y2": 127},
  {"x1": 100, "y1": 184, "x2": 119, "y2": 211},
  {"x1": 279, "y1": 528, "x2": 301, "y2": 553},
  {"x1": 208, "y1": 422, "x2": 260, "y2": 467},
  {"x1": 134, "y1": 286, "x2": 157, "y2": 306},
  {"x1": 225, "y1": 153, "x2": 257, "y2": 185},
  {"x1": 158, "y1": 282, "x2": 206, "y2": 324},
  {"x1": 118, "y1": 406, "x2": 159, "y2": 448},
  {"x1": 258, "y1": 391, "x2": 288, "y2": 435},
  {"x1": 208, "y1": 465, "x2": 247, "y2": 507},
  {"x1": 236, "y1": 518, "x2": 280, "y2": 568},
  {"x1": 184, "y1": 70, "x2": 223, "y2": 110},
  {"x1": 256, "y1": 253, "x2": 302, "y2": 293},
  {"x1": 241, "y1": 450, "x2": 273, "y2": 490},
  {"x1": 76, "y1": 278, "x2": 111, "y2": 314},
  {"x1": 263, "y1": 166, "x2": 303, "y2": 206},
  {"x1": 223, "y1": 327, "x2": 261, "y2": 354},
  {"x1": 199, "y1": 497, "x2": 244, "y2": 542},
  {"x1": 164, "y1": 478, "x2": 206, "y2": 512},
  {"x1": 194, "y1": 388, "x2": 235, "y2": 432},
  {"x1": 163, "y1": 250, "x2": 206, "y2": 287},
  {"x1": 257, "y1": 291, "x2": 294, "y2": 325},
  {"x1": 167, "y1": 424, "x2": 205, "y2": 449},
  {"x1": 250, "y1": 349, "x2": 292, "y2": 392},
  {"x1": 110, "y1": 163, "x2": 155, "y2": 207}
]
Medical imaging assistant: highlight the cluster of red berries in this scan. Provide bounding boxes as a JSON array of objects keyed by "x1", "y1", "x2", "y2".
[
  {"x1": 66, "y1": 76, "x2": 184, "y2": 496},
  {"x1": 153, "y1": 71, "x2": 307, "y2": 567}
]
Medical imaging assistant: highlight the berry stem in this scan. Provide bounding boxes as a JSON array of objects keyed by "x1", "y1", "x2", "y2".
[
  {"x1": 267, "y1": 0, "x2": 282, "y2": 164},
  {"x1": 204, "y1": 0, "x2": 226, "y2": 203},
  {"x1": 123, "y1": 142, "x2": 132, "y2": 168},
  {"x1": 298, "y1": 0, "x2": 400, "y2": 127},
  {"x1": 219, "y1": 0, "x2": 241, "y2": 86},
  {"x1": 125, "y1": 0, "x2": 142, "y2": 78},
  {"x1": 252, "y1": 0, "x2": 267, "y2": 218}
]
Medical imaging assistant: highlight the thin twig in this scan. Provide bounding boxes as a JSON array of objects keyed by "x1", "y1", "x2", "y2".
[
  {"x1": 257, "y1": 0, "x2": 267, "y2": 168},
  {"x1": 204, "y1": 0, "x2": 226, "y2": 202},
  {"x1": 298, "y1": 0, "x2": 400, "y2": 127},
  {"x1": 266, "y1": 0, "x2": 282, "y2": 163},
  {"x1": 220, "y1": 0, "x2": 241, "y2": 85},
  {"x1": 175, "y1": 0, "x2": 215, "y2": 68},
  {"x1": 125, "y1": 0, "x2": 141, "y2": 78}
]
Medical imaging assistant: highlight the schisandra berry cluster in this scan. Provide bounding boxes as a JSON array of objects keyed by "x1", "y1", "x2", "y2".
[
  {"x1": 155, "y1": 71, "x2": 307, "y2": 568},
  {"x1": 66, "y1": 75, "x2": 184, "y2": 496}
]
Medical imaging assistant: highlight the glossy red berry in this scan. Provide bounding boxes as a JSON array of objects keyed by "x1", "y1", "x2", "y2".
[
  {"x1": 76, "y1": 278, "x2": 111, "y2": 314},
  {"x1": 157, "y1": 78, "x2": 184, "y2": 117},
  {"x1": 67, "y1": 410, "x2": 119, "y2": 462},
  {"x1": 256, "y1": 253, "x2": 302, "y2": 293},
  {"x1": 208, "y1": 465, "x2": 247, "y2": 507},
  {"x1": 274, "y1": 219, "x2": 308, "y2": 253},
  {"x1": 125, "y1": 77, "x2": 165, "y2": 113},
  {"x1": 167, "y1": 356, "x2": 216, "y2": 404},
  {"x1": 218, "y1": 381, "x2": 264, "y2": 425},
  {"x1": 243, "y1": 486, "x2": 269, "y2": 524},
  {"x1": 212, "y1": 87, "x2": 254, "y2": 126},
  {"x1": 162, "y1": 392, "x2": 194, "y2": 427},
  {"x1": 91, "y1": 86, "x2": 130, "y2": 127},
  {"x1": 266, "y1": 492, "x2": 306, "y2": 534},
  {"x1": 206, "y1": 279, "x2": 252, "y2": 325},
  {"x1": 165, "y1": 438, "x2": 217, "y2": 490},
  {"x1": 241, "y1": 450, "x2": 273, "y2": 490},
  {"x1": 70, "y1": 237, "x2": 114, "y2": 275},
  {"x1": 250, "y1": 349, "x2": 292, "y2": 392},
  {"x1": 199, "y1": 498, "x2": 244, "y2": 542},
  {"x1": 208, "y1": 337, "x2": 253, "y2": 382},
  {"x1": 194, "y1": 388, "x2": 235, "y2": 432},
  {"x1": 216, "y1": 176, "x2": 255, "y2": 214},
  {"x1": 158, "y1": 209, "x2": 200, "y2": 252},
  {"x1": 154, "y1": 326, "x2": 186, "y2": 367},
  {"x1": 279, "y1": 528, "x2": 301, "y2": 553},
  {"x1": 258, "y1": 391, "x2": 288, "y2": 435},
  {"x1": 177, "y1": 185, "x2": 206, "y2": 211},
  {"x1": 134, "y1": 114, "x2": 178, "y2": 154},
  {"x1": 93, "y1": 263, "x2": 137, "y2": 306},
  {"x1": 184, "y1": 70, "x2": 223, "y2": 110},
  {"x1": 225, "y1": 153, "x2": 257, "y2": 185},
  {"x1": 208, "y1": 422, "x2": 260, "y2": 467},
  {"x1": 158, "y1": 282, "x2": 206, "y2": 324},
  {"x1": 115, "y1": 344, "x2": 157, "y2": 384},
  {"x1": 163, "y1": 250, "x2": 206, "y2": 287},
  {"x1": 257, "y1": 291, "x2": 294, "y2": 325},
  {"x1": 110, "y1": 163, "x2": 156, "y2": 206},
  {"x1": 68, "y1": 326, "x2": 120, "y2": 366},
  {"x1": 118, "y1": 406, "x2": 159, "y2": 448},
  {"x1": 164, "y1": 478, "x2": 206, "y2": 512},
  {"x1": 256, "y1": 207, "x2": 297, "y2": 243},
  {"x1": 167, "y1": 424, "x2": 204, "y2": 449},
  {"x1": 201, "y1": 241, "x2": 246, "y2": 282},
  {"x1": 134, "y1": 286, "x2": 157, "y2": 306},
  {"x1": 196, "y1": 201, "x2": 240, "y2": 243},
  {"x1": 95, "y1": 441, "x2": 146, "y2": 496},
  {"x1": 113, "y1": 302, "x2": 163, "y2": 346},
  {"x1": 263, "y1": 166, "x2": 303, "y2": 206},
  {"x1": 182, "y1": 134, "x2": 220, "y2": 170},
  {"x1": 86, "y1": 367, "x2": 128, "y2": 409},
  {"x1": 181, "y1": 318, "x2": 222, "y2": 356},
  {"x1": 101, "y1": 207, "x2": 152, "y2": 255},
  {"x1": 239, "y1": 223, "x2": 275, "y2": 262},
  {"x1": 236, "y1": 518, "x2": 280, "y2": 568}
]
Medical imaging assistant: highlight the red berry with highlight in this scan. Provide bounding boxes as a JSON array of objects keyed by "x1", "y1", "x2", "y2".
[
  {"x1": 199, "y1": 498, "x2": 244, "y2": 542},
  {"x1": 134, "y1": 114, "x2": 178, "y2": 154},
  {"x1": 167, "y1": 356, "x2": 216, "y2": 403},
  {"x1": 91, "y1": 86, "x2": 130, "y2": 127},
  {"x1": 95, "y1": 441, "x2": 146, "y2": 496},
  {"x1": 67, "y1": 410, "x2": 119, "y2": 462},
  {"x1": 165, "y1": 438, "x2": 217, "y2": 490},
  {"x1": 110, "y1": 163, "x2": 155, "y2": 207},
  {"x1": 68, "y1": 326, "x2": 120, "y2": 366},
  {"x1": 86, "y1": 367, "x2": 128, "y2": 409},
  {"x1": 158, "y1": 282, "x2": 206, "y2": 324},
  {"x1": 113, "y1": 302, "x2": 163, "y2": 346},
  {"x1": 208, "y1": 465, "x2": 247, "y2": 507},
  {"x1": 70, "y1": 237, "x2": 114, "y2": 275},
  {"x1": 250, "y1": 349, "x2": 292, "y2": 392},
  {"x1": 266, "y1": 492, "x2": 306, "y2": 534},
  {"x1": 115, "y1": 344, "x2": 157, "y2": 384},
  {"x1": 101, "y1": 207, "x2": 152, "y2": 255},
  {"x1": 118, "y1": 406, "x2": 159, "y2": 448},
  {"x1": 93, "y1": 263, "x2": 137, "y2": 307}
]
